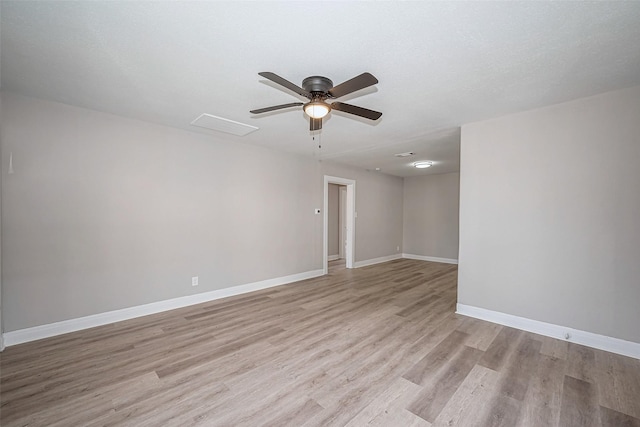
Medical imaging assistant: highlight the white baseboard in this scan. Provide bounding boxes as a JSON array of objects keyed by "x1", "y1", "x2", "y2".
[
  {"x1": 354, "y1": 253, "x2": 402, "y2": 268},
  {"x1": 327, "y1": 254, "x2": 340, "y2": 261},
  {"x1": 402, "y1": 253, "x2": 458, "y2": 264},
  {"x1": 456, "y1": 303, "x2": 640, "y2": 360},
  {"x1": 3, "y1": 269, "x2": 325, "y2": 347}
]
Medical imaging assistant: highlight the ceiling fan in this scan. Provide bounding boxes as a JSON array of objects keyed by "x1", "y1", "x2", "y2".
[{"x1": 250, "y1": 72, "x2": 382, "y2": 131}]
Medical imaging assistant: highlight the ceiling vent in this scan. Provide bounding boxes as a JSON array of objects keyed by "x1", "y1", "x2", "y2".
[
  {"x1": 394, "y1": 152, "x2": 415, "y2": 157},
  {"x1": 191, "y1": 113, "x2": 258, "y2": 136}
]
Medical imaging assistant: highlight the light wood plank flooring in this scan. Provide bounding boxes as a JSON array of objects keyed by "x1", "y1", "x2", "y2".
[
  {"x1": 1, "y1": 259, "x2": 639, "y2": 426},
  {"x1": 328, "y1": 258, "x2": 346, "y2": 274}
]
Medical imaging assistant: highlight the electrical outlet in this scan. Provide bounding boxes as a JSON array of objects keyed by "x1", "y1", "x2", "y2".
[{"x1": 192, "y1": 276, "x2": 199, "y2": 287}]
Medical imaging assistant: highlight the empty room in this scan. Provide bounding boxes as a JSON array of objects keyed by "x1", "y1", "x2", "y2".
[{"x1": 1, "y1": 2, "x2": 639, "y2": 426}]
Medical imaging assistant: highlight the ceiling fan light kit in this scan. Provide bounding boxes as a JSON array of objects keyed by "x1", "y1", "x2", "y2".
[
  {"x1": 304, "y1": 101, "x2": 330, "y2": 119},
  {"x1": 251, "y1": 72, "x2": 382, "y2": 130}
]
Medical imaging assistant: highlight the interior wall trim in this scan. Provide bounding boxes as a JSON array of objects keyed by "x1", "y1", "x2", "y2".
[
  {"x1": 327, "y1": 255, "x2": 340, "y2": 261},
  {"x1": 402, "y1": 253, "x2": 459, "y2": 264},
  {"x1": 456, "y1": 303, "x2": 640, "y2": 360},
  {"x1": 353, "y1": 254, "x2": 402, "y2": 268},
  {"x1": 3, "y1": 269, "x2": 325, "y2": 347}
]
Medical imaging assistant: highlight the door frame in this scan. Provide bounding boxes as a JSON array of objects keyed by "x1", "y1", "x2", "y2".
[{"x1": 323, "y1": 175, "x2": 355, "y2": 274}]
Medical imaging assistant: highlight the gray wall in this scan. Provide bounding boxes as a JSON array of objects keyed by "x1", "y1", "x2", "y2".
[
  {"x1": 458, "y1": 85, "x2": 640, "y2": 344},
  {"x1": 327, "y1": 183, "x2": 340, "y2": 257},
  {"x1": 403, "y1": 173, "x2": 459, "y2": 260},
  {"x1": 0, "y1": 92, "x2": 404, "y2": 331}
]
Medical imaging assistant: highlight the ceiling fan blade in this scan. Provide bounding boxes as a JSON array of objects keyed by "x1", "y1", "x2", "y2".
[
  {"x1": 330, "y1": 102, "x2": 382, "y2": 120},
  {"x1": 328, "y1": 72, "x2": 378, "y2": 99},
  {"x1": 258, "y1": 72, "x2": 311, "y2": 99},
  {"x1": 250, "y1": 102, "x2": 303, "y2": 114},
  {"x1": 310, "y1": 117, "x2": 322, "y2": 131}
]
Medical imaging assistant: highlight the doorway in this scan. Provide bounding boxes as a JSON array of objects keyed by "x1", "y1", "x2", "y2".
[
  {"x1": 339, "y1": 186, "x2": 347, "y2": 260},
  {"x1": 327, "y1": 183, "x2": 345, "y2": 262},
  {"x1": 327, "y1": 184, "x2": 347, "y2": 274},
  {"x1": 323, "y1": 175, "x2": 355, "y2": 274}
]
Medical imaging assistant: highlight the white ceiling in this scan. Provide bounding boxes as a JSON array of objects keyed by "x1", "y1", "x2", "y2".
[{"x1": 2, "y1": 1, "x2": 640, "y2": 177}]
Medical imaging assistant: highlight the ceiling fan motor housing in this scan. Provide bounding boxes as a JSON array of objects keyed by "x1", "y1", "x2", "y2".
[{"x1": 302, "y1": 76, "x2": 333, "y2": 95}]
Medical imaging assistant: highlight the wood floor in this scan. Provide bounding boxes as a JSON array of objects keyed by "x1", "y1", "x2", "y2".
[{"x1": 1, "y1": 259, "x2": 639, "y2": 426}]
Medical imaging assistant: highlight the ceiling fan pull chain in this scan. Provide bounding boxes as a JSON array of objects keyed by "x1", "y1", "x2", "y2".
[{"x1": 311, "y1": 133, "x2": 321, "y2": 149}]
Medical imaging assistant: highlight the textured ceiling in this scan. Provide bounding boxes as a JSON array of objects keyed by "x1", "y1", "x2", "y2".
[{"x1": 2, "y1": 1, "x2": 640, "y2": 177}]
